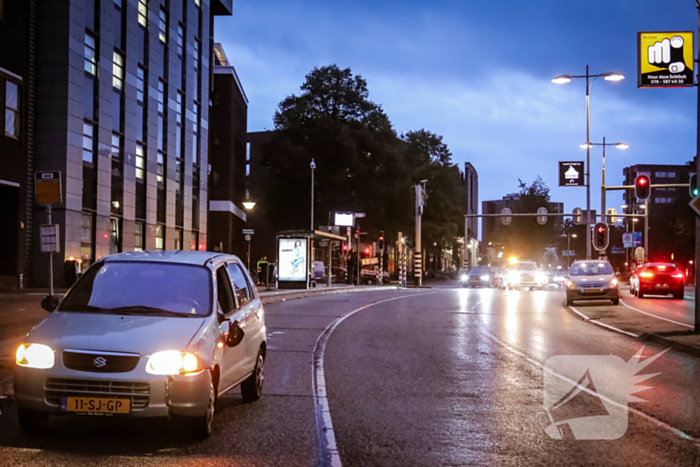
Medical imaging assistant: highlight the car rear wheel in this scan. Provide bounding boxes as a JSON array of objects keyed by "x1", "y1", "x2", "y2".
[
  {"x1": 17, "y1": 408, "x2": 49, "y2": 433},
  {"x1": 241, "y1": 350, "x2": 265, "y2": 403},
  {"x1": 612, "y1": 298, "x2": 619, "y2": 305},
  {"x1": 674, "y1": 291, "x2": 684, "y2": 300},
  {"x1": 638, "y1": 291, "x2": 644, "y2": 298}
]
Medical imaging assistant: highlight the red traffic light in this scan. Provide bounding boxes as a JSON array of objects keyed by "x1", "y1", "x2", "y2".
[
  {"x1": 364, "y1": 247, "x2": 370, "y2": 255},
  {"x1": 635, "y1": 175, "x2": 651, "y2": 200},
  {"x1": 597, "y1": 226, "x2": 605, "y2": 233},
  {"x1": 638, "y1": 177, "x2": 647, "y2": 185},
  {"x1": 342, "y1": 244, "x2": 348, "y2": 252},
  {"x1": 593, "y1": 222, "x2": 609, "y2": 250}
]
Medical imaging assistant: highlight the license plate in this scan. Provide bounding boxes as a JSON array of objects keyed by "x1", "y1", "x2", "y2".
[
  {"x1": 583, "y1": 288, "x2": 602, "y2": 294},
  {"x1": 471, "y1": 280, "x2": 479, "y2": 282},
  {"x1": 61, "y1": 397, "x2": 130, "y2": 414}
]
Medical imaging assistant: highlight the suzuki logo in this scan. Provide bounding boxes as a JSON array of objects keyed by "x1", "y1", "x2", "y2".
[{"x1": 93, "y1": 357, "x2": 107, "y2": 368}]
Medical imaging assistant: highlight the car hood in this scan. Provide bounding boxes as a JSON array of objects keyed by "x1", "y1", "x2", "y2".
[
  {"x1": 26, "y1": 311, "x2": 206, "y2": 355},
  {"x1": 568, "y1": 275, "x2": 613, "y2": 285}
]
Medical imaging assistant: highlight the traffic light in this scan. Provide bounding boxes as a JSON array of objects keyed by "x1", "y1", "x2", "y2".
[
  {"x1": 364, "y1": 246, "x2": 371, "y2": 256},
  {"x1": 378, "y1": 231, "x2": 385, "y2": 250},
  {"x1": 342, "y1": 243, "x2": 348, "y2": 252},
  {"x1": 593, "y1": 222, "x2": 609, "y2": 251},
  {"x1": 635, "y1": 174, "x2": 650, "y2": 200},
  {"x1": 690, "y1": 174, "x2": 699, "y2": 198}
]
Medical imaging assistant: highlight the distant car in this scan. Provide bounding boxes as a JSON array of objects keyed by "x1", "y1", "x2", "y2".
[
  {"x1": 460, "y1": 266, "x2": 497, "y2": 288},
  {"x1": 14, "y1": 251, "x2": 266, "y2": 439},
  {"x1": 565, "y1": 260, "x2": 619, "y2": 305},
  {"x1": 503, "y1": 261, "x2": 546, "y2": 290},
  {"x1": 633, "y1": 263, "x2": 685, "y2": 299},
  {"x1": 313, "y1": 261, "x2": 326, "y2": 280},
  {"x1": 552, "y1": 270, "x2": 568, "y2": 287}
]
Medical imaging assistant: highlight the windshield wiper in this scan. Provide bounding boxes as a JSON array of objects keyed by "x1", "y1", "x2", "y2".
[{"x1": 104, "y1": 306, "x2": 191, "y2": 317}]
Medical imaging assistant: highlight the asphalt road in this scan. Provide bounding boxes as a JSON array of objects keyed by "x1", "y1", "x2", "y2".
[
  {"x1": 1, "y1": 286, "x2": 699, "y2": 466},
  {"x1": 619, "y1": 287, "x2": 695, "y2": 328}
]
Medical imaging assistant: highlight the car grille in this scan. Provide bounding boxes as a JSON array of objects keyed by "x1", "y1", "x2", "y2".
[
  {"x1": 579, "y1": 282, "x2": 606, "y2": 289},
  {"x1": 63, "y1": 351, "x2": 140, "y2": 373},
  {"x1": 45, "y1": 378, "x2": 150, "y2": 409}
]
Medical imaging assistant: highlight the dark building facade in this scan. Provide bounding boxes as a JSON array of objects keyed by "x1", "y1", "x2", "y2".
[
  {"x1": 0, "y1": 0, "x2": 232, "y2": 288},
  {"x1": 246, "y1": 130, "x2": 276, "y2": 268},
  {"x1": 208, "y1": 43, "x2": 249, "y2": 260},
  {"x1": 462, "y1": 162, "x2": 478, "y2": 240},
  {"x1": 622, "y1": 161, "x2": 694, "y2": 210},
  {"x1": 481, "y1": 194, "x2": 564, "y2": 244}
]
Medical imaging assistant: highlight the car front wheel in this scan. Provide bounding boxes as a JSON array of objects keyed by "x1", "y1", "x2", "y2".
[
  {"x1": 189, "y1": 374, "x2": 216, "y2": 439},
  {"x1": 241, "y1": 350, "x2": 265, "y2": 403}
]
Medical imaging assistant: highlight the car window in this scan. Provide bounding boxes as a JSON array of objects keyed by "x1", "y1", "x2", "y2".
[
  {"x1": 58, "y1": 261, "x2": 212, "y2": 316},
  {"x1": 469, "y1": 267, "x2": 488, "y2": 274},
  {"x1": 570, "y1": 262, "x2": 613, "y2": 276},
  {"x1": 227, "y1": 263, "x2": 252, "y2": 307},
  {"x1": 513, "y1": 263, "x2": 536, "y2": 271},
  {"x1": 216, "y1": 266, "x2": 236, "y2": 314}
]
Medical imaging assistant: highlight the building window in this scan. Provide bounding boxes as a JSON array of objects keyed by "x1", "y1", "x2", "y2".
[
  {"x1": 134, "y1": 222, "x2": 145, "y2": 251},
  {"x1": 112, "y1": 51, "x2": 124, "y2": 89},
  {"x1": 136, "y1": 66, "x2": 145, "y2": 102},
  {"x1": 138, "y1": 0, "x2": 148, "y2": 27},
  {"x1": 157, "y1": 151, "x2": 164, "y2": 185},
  {"x1": 190, "y1": 232, "x2": 198, "y2": 251},
  {"x1": 135, "y1": 144, "x2": 145, "y2": 180},
  {"x1": 83, "y1": 122, "x2": 94, "y2": 163},
  {"x1": 157, "y1": 80, "x2": 165, "y2": 151},
  {"x1": 84, "y1": 34, "x2": 97, "y2": 75},
  {"x1": 246, "y1": 141, "x2": 251, "y2": 161},
  {"x1": 176, "y1": 91, "x2": 182, "y2": 125},
  {"x1": 158, "y1": 8, "x2": 167, "y2": 43},
  {"x1": 195, "y1": 0, "x2": 200, "y2": 7},
  {"x1": 114, "y1": 0, "x2": 122, "y2": 7},
  {"x1": 192, "y1": 102, "x2": 199, "y2": 165},
  {"x1": 155, "y1": 224, "x2": 164, "y2": 249},
  {"x1": 175, "y1": 158, "x2": 183, "y2": 189},
  {"x1": 111, "y1": 134, "x2": 121, "y2": 160},
  {"x1": 193, "y1": 39, "x2": 200, "y2": 71},
  {"x1": 109, "y1": 217, "x2": 121, "y2": 255},
  {"x1": 4, "y1": 81, "x2": 20, "y2": 138},
  {"x1": 177, "y1": 24, "x2": 184, "y2": 56},
  {"x1": 175, "y1": 229, "x2": 183, "y2": 250},
  {"x1": 80, "y1": 213, "x2": 95, "y2": 267},
  {"x1": 157, "y1": 79, "x2": 164, "y2": 113}
]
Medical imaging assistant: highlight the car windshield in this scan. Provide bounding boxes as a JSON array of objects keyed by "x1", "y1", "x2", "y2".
[
  {"x1": 58, "y1": 262, "x2": 211, "y2": 316},
  {"x1": 468, "y1": 267, "x2": 489, "y2": 274},
  {"x1": 570, "y1": 262, "x2": 613, "y2": 276},
  {"x1": 649, "y1": 264, "x2": 678, "y2": 273},
  {"x1": 513, "y1": 263, "x2": 536, "y2": 271}
]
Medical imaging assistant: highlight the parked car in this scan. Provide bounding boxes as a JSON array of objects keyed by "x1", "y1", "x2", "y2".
[
  {"x1": 314, "y1": 261, "x2": 326, "y2": 280},
  {"x1": 565, "y1": 260, "x2": 619, "y2": 306},
  {"x1": 460, "y1": 266, "x2": 497, "y2": 288},
  {"x1": 502, "y1": 261, "x2": 547, "y2": 290},
  {"x1": 14, "y1": 251, "x2": 266, "y2": 439},
  {"x1": 633, "y1": 262, "x2": 685, "y2": 299}
]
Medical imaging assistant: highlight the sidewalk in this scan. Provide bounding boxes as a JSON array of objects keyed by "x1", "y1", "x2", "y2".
[
  {"x1": 0, "y1": 283, "x2": 393, "y2": 396},
  {"x1": 567, "y1": 300, "x2": 700, "y2": 357}
]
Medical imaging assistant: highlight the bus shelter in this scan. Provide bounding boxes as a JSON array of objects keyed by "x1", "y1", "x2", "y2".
[{"x1": 276, "y1": 230, "x2": 345, "y2": 290}]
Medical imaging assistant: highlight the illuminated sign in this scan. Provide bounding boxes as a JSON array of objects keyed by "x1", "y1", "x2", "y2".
[
  {"x1": 333, "y1": 212, "x2": 354, "y2": 227},
  {"x1": 278, "y1": 238, "x2": 307, "y2": 281},
  {"x1": 638, "y1": 32, "x2": 694, "y2": 88},
  {"x1": 559, "y1": 162, "x2": 584, "y2": 187}
]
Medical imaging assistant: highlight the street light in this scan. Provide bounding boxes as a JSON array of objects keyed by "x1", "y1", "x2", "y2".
[
  {"x1": 242, "y1": 200, "x2": 256, "y2": 210},
  {"x1": 242, "y1": 199, "x2": 255, "y2": 272},
  {"x1": 553, "y1": 66, "x2": 624, "y2": 259},
  {"x1": 580, "y1": 137, "x2": 628, "y2": 225}
]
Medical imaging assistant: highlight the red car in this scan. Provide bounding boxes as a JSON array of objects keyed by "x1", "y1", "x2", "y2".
[{"x1": 633, "y1": 263, "x2": 685, "y2": 299}]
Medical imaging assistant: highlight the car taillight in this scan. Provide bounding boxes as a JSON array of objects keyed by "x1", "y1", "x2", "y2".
[
  {"x1": 639, "y1": 272, "x2": 654, "y2": 278},
  {"x1": 672, "y1": 273, "x2": 684, "y2": 279}
]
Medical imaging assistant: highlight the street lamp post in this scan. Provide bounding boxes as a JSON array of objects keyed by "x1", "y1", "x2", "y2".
[
  {"x1": 310, "y1": 159, "x2": 316, "y2": 232},
  {"x1": 567, "y1": 233, "x2": 577, "y2": 268},
  {"x1": 553, "y1": 67, "x2": 624, "y2": 259},
  {"x1": 580, "y1": 138, "x2": 628, "y2": 224},
  {"x1": 243, "y1": 200, "x2": 256, "y2": 272}
]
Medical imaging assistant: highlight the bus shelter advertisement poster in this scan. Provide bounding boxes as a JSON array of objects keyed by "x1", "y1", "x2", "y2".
[{"x1": 279, "y1": 238, "x2": 307, "y2": 281}]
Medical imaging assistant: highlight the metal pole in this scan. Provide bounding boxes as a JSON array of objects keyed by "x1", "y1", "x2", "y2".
[
  {"x1": 586, "y1": 65, "x2": 592, "y2": 260},
  {"x1": 695, "y1": 0, "x2": 700, "y2": 331},
  {"x1": 415, "y1": 185, "x2": 422, "y2": 286},
  {"x1": 47, "y1": 205, "x2": 54, "y2": 297},
  {"x1": 644, "y1": 200, "x2": 649, "y2": 262},
  {"x1": 567, "y1": 234, "x2": 571, "y2": 268},
  {"x1": 247, "y1": 238, "x2": 251, "y2": 272},
  {"x1": 310, "y1": 160, "x2": 315, "y2": 231},
  {"x1": 356, "y1": 223, "x2": 360, "y2": 286},
  {"x1": 601, "y1": 136, "x2": 606, "y2": 224}
]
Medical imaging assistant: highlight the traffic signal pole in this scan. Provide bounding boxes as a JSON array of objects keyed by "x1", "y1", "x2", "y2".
[{"x1": 695, "y1": 1, "x2": 700, "y2": 332}]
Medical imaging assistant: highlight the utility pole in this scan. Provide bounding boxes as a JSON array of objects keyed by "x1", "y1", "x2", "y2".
[
  {"x1": 601, "y1": 136, "x2": 606, "y2": 223},
  {"x1": 695, "y1": 0, "x2": 700, "y2": 332},
  {"x1": 415, "y1": 182, "x2": 426, "y2": 286}
]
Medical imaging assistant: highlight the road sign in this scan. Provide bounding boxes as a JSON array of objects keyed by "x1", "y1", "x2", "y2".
[
  {"x1": 562, "y1": 250, "x2": 575, "y2": 257},
  {"x1": 242, "y1": 229, "x2": 254, "y2": 235},
  {"x1": 559, "y1": 161, "x2": 584, "y2": 187},
  {"x1": 501, "y1": 208, "x2": 512, "y2": 226},
  {"x1": 537, "y1": 207, "x2": 548, "y2": 225},
  {"x1": 572, "y1": 207, "x2": 582, "y2": 225},
  {"x1": 35, "y1": 171, "x2": 62, "y2": 204},
  {"x1": 622, "y1": 233, "x2": 634, "y2": 248},
  {"x1": 40, "y1": 224, "x2": 60, "y2": 253},
  {"x1": 354, "y1": 212, "x2": 366, "y2": 218},
  {"x1": 611, "y1": 247, "x2": 625, "y2": 255},
  {"x1": 690, "y1": 193, "x2": 700, "y2": 217},
  {"x1": 244, "y1": 234, "x2": 252, "y2": 242},
  {"x1": 638, "y1": 31, "x2": 694, "y2": 88}
]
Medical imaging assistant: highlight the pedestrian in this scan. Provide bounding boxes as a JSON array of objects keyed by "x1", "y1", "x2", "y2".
[
  {"x1": 257, "y1": 256, "x2": 269, "y2": 285},
  {"x1": 347, "y1": 250, "x2": 356, "y2": 285}
]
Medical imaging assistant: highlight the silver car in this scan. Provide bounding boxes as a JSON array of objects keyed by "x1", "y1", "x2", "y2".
[
  {"x1": 565, "y1": 260, "x2": 619, "y2": 306},
  {"x1": 14, "y1": 251, "x2": 266, "y2": 438}
]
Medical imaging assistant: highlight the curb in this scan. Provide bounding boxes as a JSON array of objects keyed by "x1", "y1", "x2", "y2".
[
  {"x1": 565, "y1": 302, "x2": 700, "y2": 358},
  {"x1": 260, "y1": 285, "x2": 394, "y2": 305}
]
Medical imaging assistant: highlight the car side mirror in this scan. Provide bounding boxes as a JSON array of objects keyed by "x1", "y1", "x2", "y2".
[
  {"x1": 41, "y1": 295, "x2": 59, "y2": 312},
  {"x1": 227, "y1": 321, "x2": 245, "y2": 347}
]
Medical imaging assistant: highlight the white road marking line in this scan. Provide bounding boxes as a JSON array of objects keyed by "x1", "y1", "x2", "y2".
[
  {"x1": 568, "y1": 306, "x2": 641, "y2": 338},
  {"x1": 484, "y1": 332, "x2": 697, "y2": 444},
  {"x1": 620, "y1": 299, "x2": 694, "y2": 329},
  {"x1": 312, "y1": 291, "x2": 439, "y2": 467}
]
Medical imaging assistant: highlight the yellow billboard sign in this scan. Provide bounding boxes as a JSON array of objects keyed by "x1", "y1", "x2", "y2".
[{"x1": 638, "y1": 31, "x2": 694, "y2": 88}]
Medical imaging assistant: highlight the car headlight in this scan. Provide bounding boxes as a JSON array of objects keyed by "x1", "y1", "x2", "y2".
[
  {"x1": 608, "y1": 277, "x2": 619, "y2": 288},
  {"x1": 480, "y1": 275, "x2": 490, "y2": 281},
  {"x1": 146, "y1": 351, "x2": 201, "y2": 375},
  {"x1": 460, "y1": 274, "x2": 468, "y2": 281},
  {"x1": 16, "y1": 343, "x2": 55, "y2": 369},
  {"x1": 508, "y1": 271, "x2": 519, "y2": 282},
  {"x1": 536, "y1": 272, "x2": 547, "y2": 283},
  {"x1": 565, "y1": 279, "x2": 578, "y2": 289}
]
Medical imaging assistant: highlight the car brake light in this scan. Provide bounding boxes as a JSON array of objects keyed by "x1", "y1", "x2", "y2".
[
  {"x1": 672, "y1": 273, "x2": 684, "y2": 279},
  {"x1": 639, "y1": 272, "x2": 654, "y2": 278}
]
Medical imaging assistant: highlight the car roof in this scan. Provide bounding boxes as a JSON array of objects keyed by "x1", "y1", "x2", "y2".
[
  {"x1": 571, "y1": 260, "x2": 610, "y2": 264},
  {"x1": 101, "y1": 250, "x2": 238, "y2": 266}
]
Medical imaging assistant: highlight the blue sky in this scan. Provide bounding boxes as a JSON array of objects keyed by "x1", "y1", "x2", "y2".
[{"x1": 216, "y1": 0, "x2": 698, "y2": 237}]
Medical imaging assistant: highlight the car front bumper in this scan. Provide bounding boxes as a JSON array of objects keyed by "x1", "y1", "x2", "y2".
[
  {"x1": 566, "y1": 287, "x2": 619, "y2": 302},
  {"x1": 14, "y1": 361, "x2": 211, "y2": 418}
]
